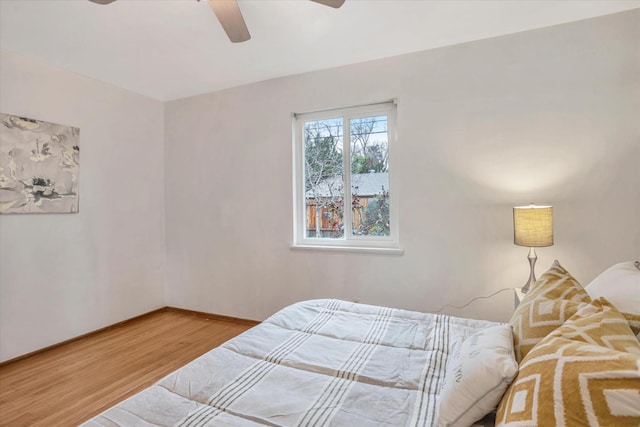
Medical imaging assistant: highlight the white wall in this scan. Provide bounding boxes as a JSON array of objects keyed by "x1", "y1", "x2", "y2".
[
  {"x1": 164, "y1": 10, "x2": 639, "y2": 323},
  {"x1": 0, "y1": 51, "x2": 166, "y2": 362},
  {"x1": 1, "y1": 11, "x2": 638, "y2": 362}
]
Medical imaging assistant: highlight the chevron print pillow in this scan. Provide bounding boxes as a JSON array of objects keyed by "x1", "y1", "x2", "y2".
[
  {"x1": 564, "y1": 297, "x2": 640, "y2": 351},
  {"x1": 585, "y1": 261, "x2": 640, "y2": 339},
  {"x1": 625, "y1": 314, "x2": 640, "y2": 339},
  {"x1": 510, "y1": 260, "x2": 591, "y2": 362},
  {"x1": 496, "y1": 298, "x2": 640, "y2": 426},
  {"x1": 543, "y1": 298, "x2": 640, "y2": 351}
]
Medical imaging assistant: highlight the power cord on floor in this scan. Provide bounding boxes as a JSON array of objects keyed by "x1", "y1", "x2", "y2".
[{"x1": 432, "y1": 287, "x2": 514, "y2": 313}]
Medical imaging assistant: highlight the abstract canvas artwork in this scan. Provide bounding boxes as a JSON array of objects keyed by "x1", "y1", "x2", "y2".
[{"x1": 0, "y1": 113, "x2": 79, "y2": 214}]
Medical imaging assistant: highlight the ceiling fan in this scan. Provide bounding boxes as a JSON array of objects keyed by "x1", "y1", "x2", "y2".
[{"x1": 88, "y1": 0, "x2": 345, "y2": 43}]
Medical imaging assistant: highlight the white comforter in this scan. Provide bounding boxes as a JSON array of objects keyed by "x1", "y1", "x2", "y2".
[{"x1": 82, "y1": 299, "x2": 501, "y2": 427}]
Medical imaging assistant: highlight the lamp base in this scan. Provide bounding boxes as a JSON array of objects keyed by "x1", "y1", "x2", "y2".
[{"x1": 522, "y1": 247, "x2": 537, "y2": 294}]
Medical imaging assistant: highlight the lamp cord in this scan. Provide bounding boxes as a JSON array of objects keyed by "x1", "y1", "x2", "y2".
[{"x1": 432, "y1": 287, "x2": 514, "y2": 313}]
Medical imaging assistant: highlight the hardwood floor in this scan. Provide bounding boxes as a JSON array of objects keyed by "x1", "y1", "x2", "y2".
[{"x1": 0, "y1": 310, "x2": 254, "y2": 426}]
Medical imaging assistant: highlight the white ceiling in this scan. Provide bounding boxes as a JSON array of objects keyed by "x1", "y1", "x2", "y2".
[{"x1": 1, "y1": 0, "x2": 638, "y2": 101}]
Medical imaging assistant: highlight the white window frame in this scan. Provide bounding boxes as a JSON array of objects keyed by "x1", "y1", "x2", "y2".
[{"x1": 291, "y1": 101, "x2": 401, "y2": 254}]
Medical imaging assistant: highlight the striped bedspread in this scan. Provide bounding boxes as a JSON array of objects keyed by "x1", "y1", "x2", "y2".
[{"x1": 82, "y1": 299, "x2": 501, "y2": 426}]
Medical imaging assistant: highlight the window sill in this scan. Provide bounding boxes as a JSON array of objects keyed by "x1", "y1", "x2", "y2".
[{"x1": 289, "y1": 244, "x2": 404, "y2": 256}]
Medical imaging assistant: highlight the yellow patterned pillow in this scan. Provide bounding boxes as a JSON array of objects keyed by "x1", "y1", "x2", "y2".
[
  {"x1": 584, "y1": 261, "x2": 640, "y2": 339},
  {"x1": 496, "y1": 298, "x2": 640, "y2": 426},
  {"x1": 625, "y1": 313, "x2": 640, "y2": 339},
  {"x1": 543, "y1": 298, "x2": 640, "y2": 352},
  {"x1": 510, "y1": 260, "x2": 591, "y2": 362}
]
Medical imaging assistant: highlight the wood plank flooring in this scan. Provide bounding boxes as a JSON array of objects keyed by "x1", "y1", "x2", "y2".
[{"x1": 0, "y1": 310, "x2": 254, "y2": 426}]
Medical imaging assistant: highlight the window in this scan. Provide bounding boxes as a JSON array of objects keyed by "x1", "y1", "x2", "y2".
[{"x1": 292, "y1": 101, "x2": 400, "y2": 253}]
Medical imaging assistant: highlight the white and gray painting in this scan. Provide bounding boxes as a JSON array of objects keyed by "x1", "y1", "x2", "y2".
[{"x1": 0, "y1": 113, "x2": 79, "y2": 214}]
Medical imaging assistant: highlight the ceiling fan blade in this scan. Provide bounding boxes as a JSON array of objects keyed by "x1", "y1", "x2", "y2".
[
  {"x1": 208, "y1": 0, "x2": 251, "y2": 43},
  {"x1": 88, "y1": 0, "x2": 117, "y2": 4},
  {"x1": 310, "y1": 0, "x2": 345, "y2": 8}
]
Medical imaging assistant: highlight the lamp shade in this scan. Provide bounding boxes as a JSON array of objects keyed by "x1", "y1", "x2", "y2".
[{"x1": 513, "y1": 205, "x2": 553, "y2": 247}]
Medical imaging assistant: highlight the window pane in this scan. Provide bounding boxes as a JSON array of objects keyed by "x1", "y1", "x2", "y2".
[
  {"x1": 350, "y1": 115, "x2": 390, "y2": 236},
  {"x1": 304, "y1": 118, "x2": 344, "y2": 239}
]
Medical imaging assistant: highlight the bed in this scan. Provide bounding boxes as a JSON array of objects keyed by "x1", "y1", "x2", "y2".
[
  {"x1": 81, "y1": 299, "x2": 503, "y2": 427},
  {"x1": 82, "y1": 260, "x2": 640, "y2": 427}
]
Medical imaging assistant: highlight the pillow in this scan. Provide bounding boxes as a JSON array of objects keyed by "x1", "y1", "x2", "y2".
[
  {"x1": 623, "y1": 313, "x2": 640, "y2": 339},
  {"x1": 585, "y1": 261, "x2": 640, "y2": 337},
  {"x1": 496, "y1": 298, "x2": 640, "y2": 426},
  {"x1": 542, "y1": 297, "x2": 640, "y2": 352},
  {"x1": 437, "y1": 324, "x2": 518, "y2": 427},
  {"x1": 509, "y1": 260, "x2": 591, "y2": 362}
]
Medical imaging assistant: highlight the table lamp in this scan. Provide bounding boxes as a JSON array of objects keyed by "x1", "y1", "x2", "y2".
[{"x1": 513, "y1": 204, "x2": 553, "y2": 293}]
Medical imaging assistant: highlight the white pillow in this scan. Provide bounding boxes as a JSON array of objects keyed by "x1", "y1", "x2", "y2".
[
  {"x1": 585, "y1": 261, "x2": 640, "y2": 315},
  {"x1": 437, "y1": 324, "x2": 518, "y2": 427}
]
